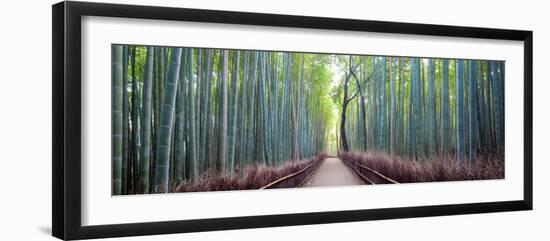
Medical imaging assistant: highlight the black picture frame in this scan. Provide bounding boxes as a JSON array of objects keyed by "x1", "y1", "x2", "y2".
[{"x1": 52, "y1": 1, "x2": 533, "y2": 240}]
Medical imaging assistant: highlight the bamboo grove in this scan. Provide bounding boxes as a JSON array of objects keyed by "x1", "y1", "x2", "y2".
[
  {"x1": 111, "y1": 45, "x2": 334, "y2": 195},
  {"x1": 336, "y1": 56, "x2": 504, "y2": 165},
  {"x1": 111, "y1": 44, "x2": 505, "y2": 195}
]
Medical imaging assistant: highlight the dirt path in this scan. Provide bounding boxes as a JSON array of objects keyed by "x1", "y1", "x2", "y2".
[{"x1": 302, "y1": 158, "x2": 365, "y2": 187}]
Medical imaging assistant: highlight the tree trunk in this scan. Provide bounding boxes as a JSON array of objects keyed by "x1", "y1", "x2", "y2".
[{"x1": 340, "y1": 101, "x2": 349, "y2": 151}]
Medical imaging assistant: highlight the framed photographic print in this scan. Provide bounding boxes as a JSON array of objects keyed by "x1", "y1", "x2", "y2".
[{"x1": 52, "y1": 1, "x2": 533, "y2": 240}]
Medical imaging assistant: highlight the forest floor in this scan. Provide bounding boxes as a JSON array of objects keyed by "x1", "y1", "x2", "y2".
[{"x1": 302, "y1": 158, "x2": 365, "y2": 187}]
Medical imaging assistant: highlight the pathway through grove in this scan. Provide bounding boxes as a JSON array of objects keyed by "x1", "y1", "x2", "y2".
[{"x1": 302, "y1": 157, "x2": 364, "y2": 187}]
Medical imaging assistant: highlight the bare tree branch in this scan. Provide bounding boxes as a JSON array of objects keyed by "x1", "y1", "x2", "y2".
[{"x1": 348, "y1": 91, "x2": 357, "y2": 101}]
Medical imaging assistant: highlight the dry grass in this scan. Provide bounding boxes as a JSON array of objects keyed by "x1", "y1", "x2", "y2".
[
  {"x1": 173, "y1": 154, "x2": 327, "y2": 193},
  {"x1": 338, "y1": 151, "x2": 504, "y2": 183}
]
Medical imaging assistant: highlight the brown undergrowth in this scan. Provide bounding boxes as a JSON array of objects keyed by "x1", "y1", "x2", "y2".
[
  {"x1": 173, "y1": 154, "x2": 327, "y2": 193},
  {"x1": 338, "y1": 151, "x2": 504, "y2": 183}
]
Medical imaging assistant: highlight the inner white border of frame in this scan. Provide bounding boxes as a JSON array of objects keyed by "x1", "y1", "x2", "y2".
[{"x1": 81, "y1": 16, "x2": 524, "y2": 226}]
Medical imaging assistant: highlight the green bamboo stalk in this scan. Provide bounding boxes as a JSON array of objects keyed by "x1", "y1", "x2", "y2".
[
  {"x1": 398, "y1": 58, "x2": 405, "y2": 155},
  {"x1": 174, "y1": 49, "x2": 187, "y2": 183},
  {"x1": 218, "y1": 50, "x2": 229, "y2": 175},
  {"x1": 201, "y1": 50, "x2": 213, "y2": 172},
  {"x1": 139, "y1": 47, "x2": 154, "y2": 194},
  {"x1": 246, "y1": 52, "x2": 258, "y2": 162},
  {"x1": 299, "y1": 56, "x2": 305, "y2": 155},
  {"x1": 380, "y1": 57, "x2": 387, "y2": 152},
  {"x1": 257, "y1": 52, "x2": 268, "y2": 163},
  {"x1": 440, "y1": 59, "x2": 451, "y2": 155},
  {"x1": 237, "y1": 51, "x2": 250, "y2": 167},
  {"x1": 196, "y1": 50, "x2": 203, "y2": 166},
  {"x1": 121, "y1": 46, "x2": 129, "y2": 194},
  {"x1": 159, "y1": 47, "x2": 166, "y2": 104},
  {"x1": 468, "y1": 60, "x2": 478, "y2": 163},
  {"x1": 112, "y1": 45, "x2": 123, "y2": 195},
  {"x1": 263, "y1": 53, "x2": 273, "y2": 164},
  {"x1": 154, "y1": 48, "x2": 182, "y2": 193},
  {"x1": 130, "y1": 46, "x2": 141, "y2": 193},
  {"x1": 150, "y1": 47, "x2": 159, "y2": 189},
  {"x1": 427, "y1": 59, "x2": 436, "y2": 158},
  {"x1": 227, "y1": 51, "x2": 239, "y2": 174},
  {"x1": 279, "y1": 53, "x2": 289, "y2": 161},
  {"x1": 491, "y1": 61, "x2": 504, "y2": 155},
  {"x1": 478, "y1": 62, "x2": 488, "y2": 155},
  {"x1": 389, "y1": 57, "x2": 396, "y2": 155},
  {"x1": 186, "y1": 49, "x2": 198, "y2": 178},
  {"x1": 455, "y1": 59, "x2": 466, "y2": 163}
]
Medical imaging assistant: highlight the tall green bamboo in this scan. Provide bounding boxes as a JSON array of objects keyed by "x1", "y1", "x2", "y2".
[
  {"x1": 187, "y1": 50, "x2": 198, "y2": 178},
  {"x1": 378, "y1": 57, "x2": 385, "y2": 151},
  {"x1": 219, "y1": 50, "x2": 229, "y2": 175},
  {"x1": 478, "y1": 62, "x2": 489, "y2": 154},
  {"x1": 153, "y1": 48, "x2": 182, "y2": 192},
  {"x1": 490, "y1": 61, "x2": 504, "y2": 153},
  {"x1": 150, "y1": 48, "x2": 159, "y2": 189},
  {"x1": 279, "y1": 53, "x2": 290, "y2": 160},
  {"x1": 111, "y1": 45, "x2": 123, "y2": 195},
  {"x1": 159, "y1": 47, "x2": 166, "y2": 100},
  {"x1": 440, "y1": 59, "x2": 450, "y2": 155},
  {"x1": 195, "y1": 50, "x2": 203, "y2": 167},
  {"x1": 174, "y1": 49, "x2": 187, "y2": 183},
  {"x1": 237, "y1": 51, "x2": 250, "y2": 167},
  {"x1": 407, "y1": 58, "x2": 415, "y2": 158},
  {"x1": 491, "y1": 61, "x2": 504, "y2": 155},
  {"x1": 201, "y1": 50, "x2": 213, "y2": 172},
  {"x1": 468, "y1": 60, "x2": 478, "y2": 162},
  {"x1": 427, "y1": 59, "x2": 436, "y2": 157},
  {"x1": 271, "y1": 53, "x2": 280, "y2": 163},
  {"x1": 130, "y1": 46, "x2": 141, "y2": 193},
  {"x1": 267, "y1": 53, "x2": 277, "y2": 163},
  {"x1": 354, "y1": 58, "x2": 367, "y2": 151},
  {"x1": 246, "y1": 52, "x2": 258, "y2": 161},
  {"x1": 121, "y1": 46, "x2": 129, "y2": 194},
  {"x1": 257, "y1": 53, "x2": 267, "y2": 163},
  {"x1": 227, "y1": 51, "x2": 240, "y2": 174},
  {"x1": 414, "y1": 58, "x2": 424, "y2": 160},
  {"x1": 389, "y1": 57, "x2": 396, "y2": 155},
  {"x1": 139, "y1": 47, "x2": 154, "y2": 193},
  {"x1": 399, "y1": 58, "x2": 405, "y2": 155},
  {"x1": 455, "y1": 59, "x2": 465, "y2": 163}
]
